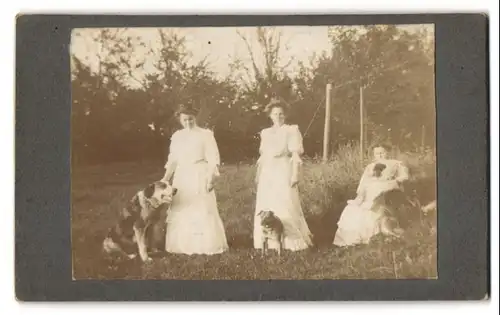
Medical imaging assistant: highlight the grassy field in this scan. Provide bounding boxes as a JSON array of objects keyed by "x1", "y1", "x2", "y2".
[{"x1": 71, "y1": 145, "x2": 437, "y2": 280}]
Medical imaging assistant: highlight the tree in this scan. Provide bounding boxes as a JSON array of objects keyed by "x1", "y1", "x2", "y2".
[
  {"x1": 293, "y1": 25, "x2": 435, "y2": 153},
  {"x1": 229, "y1": 27, "x2": 298, "y2": 137},
  {"x1": 71, "y1": 25, "x2": 435, "y2": 165}
]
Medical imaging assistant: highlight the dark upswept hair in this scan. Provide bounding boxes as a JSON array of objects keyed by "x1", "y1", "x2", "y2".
[
  {"x1": 263, "y1": 98, "x2": 290, "y2": 115},
  {"x1": 370, "y1": 142, "x2": 393, "y2": 152},
  {"x1": 174, "y1": 103, "x2": 199, "y2": 118}
]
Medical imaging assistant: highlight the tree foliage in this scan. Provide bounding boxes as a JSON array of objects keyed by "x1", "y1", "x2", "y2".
[{"x1": 71, "y1": 25, "x2": 435, "y2": 166}]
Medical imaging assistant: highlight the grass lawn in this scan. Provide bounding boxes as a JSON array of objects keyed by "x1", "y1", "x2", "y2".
[{"x1": 71, "y1": 149, "x2": 437, "y2": 280}]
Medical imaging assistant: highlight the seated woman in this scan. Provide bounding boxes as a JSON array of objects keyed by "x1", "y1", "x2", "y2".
[{"x1": 333, "y1": 144, "x2": 410, "y2": 247}]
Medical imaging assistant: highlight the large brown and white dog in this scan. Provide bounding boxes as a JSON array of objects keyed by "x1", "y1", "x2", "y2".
[
  {"x1": 102, "y1": 181, "x2": 177, "y2": 262},
  {"x1": 257, "y1": 210, "x2": 285, "y2": 257},
  {"x1": 370, "y1": 190, "x2": 407, "y2": 238}
]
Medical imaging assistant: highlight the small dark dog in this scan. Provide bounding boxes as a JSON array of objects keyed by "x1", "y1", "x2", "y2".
[
  {"x1": 372, "y1": 163, "x2": 387, "y2": 177},
  {"x1": 102, "y1": 181, "x2": 177, "y2": 262},
  {"x1": 257, "y1": 210, "x2": 284, "y2": 256}
]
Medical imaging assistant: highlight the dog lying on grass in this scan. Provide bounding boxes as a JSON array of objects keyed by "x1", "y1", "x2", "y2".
[{"x1": 102, "y1": 181, "x2": 177, "y2": 262}]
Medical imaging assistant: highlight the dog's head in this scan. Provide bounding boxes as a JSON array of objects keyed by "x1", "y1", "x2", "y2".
[
  {"x1": 372, "y1": 163, "x2": 387, "y2": 178},
  {"x1": 257, "y1": 210, "x2": 279, "y2": 227},
  {"x1": 143, "y1": 181, "x2": 177, "y2": 206}
]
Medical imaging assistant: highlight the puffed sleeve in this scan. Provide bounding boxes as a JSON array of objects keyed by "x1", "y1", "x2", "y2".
[
  {"x1": 288, "y1": 124, "x2": 304, "y2": 163},
  {"x1": 254, "y1": 129, "x2": 266, "y2": 183},
  {"x1": 165, "y1": 131, "x2": 179, "y2": 168},
  {"x1": 204, "y1": 129, "x2": 221, "y2": 177},
  {"x1": 162, "y1": 131, "x2": 180, "y2": 182},
  {"x1": 356, "y1": 163, "x2": 373, "y2": 195},
  {"x1": 258, "y1": 129, "x2": 267, "y2": 155},
  {"x1": 395, "y1": 161, "x2": 410, "y2": 183},
  {"x1": 256, "y1": 129, "x2": 266, "y2": 164},
  {"x1": 288, "y1": 125, "x2": 304, "y2": 184}
]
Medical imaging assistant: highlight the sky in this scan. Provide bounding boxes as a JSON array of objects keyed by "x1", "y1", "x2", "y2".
[{"x1": 70, "y1": 24, "x2": 433, "y2": 88}]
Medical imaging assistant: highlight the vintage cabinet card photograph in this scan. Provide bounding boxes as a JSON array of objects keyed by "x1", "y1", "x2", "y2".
[{"x1": 15, "y1": 14, "x2": 489, "y2": 301}]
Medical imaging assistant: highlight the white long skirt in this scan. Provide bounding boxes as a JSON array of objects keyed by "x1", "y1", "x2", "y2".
[
  {"x1": 333, "y1": 180, "x2": 401, "y2": 247},
  {"x1": 254, "y1": 157, "x2": 313, "y2": 251},
  {"x1": 165, "y1": 162, "x2": 228, "y2": 255},
  {"x1": 333, "y1": 201, "x2": 382, "y2": 247}
]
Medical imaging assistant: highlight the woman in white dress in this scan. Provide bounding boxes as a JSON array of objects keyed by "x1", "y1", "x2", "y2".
[
  {"x1": 254, "y1": 99, "x2": 313, "y2": 252},
  {"x1": 161, "y1": 104, "x2": 229, "y2": 255},
  {"x1": 333, "y1": 144, "x2": 410, "y2": 247}
]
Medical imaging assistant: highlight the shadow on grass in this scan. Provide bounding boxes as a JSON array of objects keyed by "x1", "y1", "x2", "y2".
[
  {"x1": 227, "y1": 233, "x2": 253, "y2": 249},
  {"x1": 306, "y1": 184, "x2": 351, "y2": 248}
]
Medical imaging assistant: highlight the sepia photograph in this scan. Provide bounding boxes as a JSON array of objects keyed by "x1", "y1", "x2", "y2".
[{"x1": 70, "y1": 24, "x2": 438, "y2": 280}]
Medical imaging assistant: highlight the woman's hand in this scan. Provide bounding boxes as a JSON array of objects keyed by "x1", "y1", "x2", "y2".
[
  {"x1": 254, "y1": 161, "x2": 261, "y2": 186},
  {"x1": 351, "y1": 195, "x2": 363, "y2": 205},
  {"x1": 162, "y1": 163, "x2": 175, "y2": 184},
  {"x1": 290, "y1": 155, "x2": 301, "y2": 188},
  {"x1": 386, "y1": 179, "x2": 400, "y2": 188},
  {"x1": 206, "y1": 175, "x2": 216, "y2": 192},
  {"x1": 161, "y1": 174, "x2": 172, "y2": 184},
  {"x1": 206, "y1": 181, "x2": 214, "y2": 193}
]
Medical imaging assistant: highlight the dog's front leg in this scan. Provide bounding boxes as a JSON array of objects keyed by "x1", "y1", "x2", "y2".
[
  {"x1": 380, "y1": 219, "x2": 403, "y2": 239},
  {"x1": 389, "y1": 227, "x2": 404, "y2": 238},
  {"x1": 133, "y1": 225, "x2": 151, "y2": 262},
  {"x1": 262, "y1": 237, "x2": 267, "y2": 257},
  {"x1": 147, "y1": 221, "x2": 164, "y2": 253},
  {"x1": 278, "y1": 234, "x2": 284, "y2": 257}
]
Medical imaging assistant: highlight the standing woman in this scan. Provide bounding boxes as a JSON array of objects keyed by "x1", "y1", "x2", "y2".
[
  {"x1": 254, "y1": 99, "x2": 313, "y2": 252},
  {"x1": 162, "y1": 104, "x2": 228, "y2": 255}
]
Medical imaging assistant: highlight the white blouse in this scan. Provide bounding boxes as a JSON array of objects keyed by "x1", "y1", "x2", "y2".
[
  {"x1": 165, "y1": 127, "x2": 220, "y2": 175},
  {"x1": 356, "y1": 159, "x2": 410, "y2": 195},
  {"x1": 258, "y1": 124, "x2": 304, "y2": 161}
]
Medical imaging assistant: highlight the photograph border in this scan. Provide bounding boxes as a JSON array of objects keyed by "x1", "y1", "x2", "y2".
[{"x1": 15, "y1": 13, "x2": 490, "y2": 301}]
